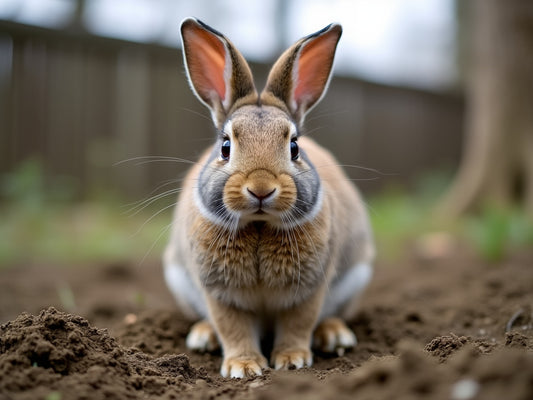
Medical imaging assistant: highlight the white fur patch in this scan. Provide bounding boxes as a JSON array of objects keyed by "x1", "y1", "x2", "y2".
[
  {"x1": 164, "y1": 262, "x2": 207, "y2": 318},
  {"x1": 320, "y1": 262, "x2": 373, "y2": 318},
  {"x1": 222, "y1": 119, "x2": 233, "y2": 140}
]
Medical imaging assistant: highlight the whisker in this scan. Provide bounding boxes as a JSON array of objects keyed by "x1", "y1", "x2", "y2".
[
  {"x1": 281, "y1": 212, "x2": 302, "y2": 300},
  {"x1": 200, "y1": 204, "x2": 238, "y2": 286},
  {"x1": 137, "y1": 221, "x2": 174, "y2": 267},
  {"x1": 300, "y1": 125, "x2": 324, "y2": 137},
  {"x1": 130, "y1": 201, "x2": 177, "y2": 238},
  {"x1": 143, "y1": 178, "x2": 184, "y2": 198},
  {"x1": 124, "y1": 188, "x2": 182, "y2": 217},
  {"x1": 122, "y1": 179, "x2": 182, "y2": 210},
  {"x1": 294, "y1": 197, "x2": 316, "y2": 206},
  {"x1": 305, "y1": 109, "x2": 351, "y2": 123},
  {"x1": 294, "y1": 163, "x2": 392, "y2": 177},
  {"x1": 336, "y1": 164, "x2": 397, "y2": 175},
  {"x1": 290, "y1": 206, "x2": 330, "y2": 295},
  {"x1": 343, "y1": 177, "x2": 381, "y2": 182},
  {"x1": 180, "y1": 106, "x2": 212, "y2": 122},
  {"x1": 113, "y1": 155, "x2": 196, "y2": 167}
]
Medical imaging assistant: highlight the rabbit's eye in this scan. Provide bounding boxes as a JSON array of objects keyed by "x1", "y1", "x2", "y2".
[
  {"x1": 221, "y1": 139, "x2": 231, "y2": 160},
  {"x1": 290, "y1": 139, "x2": 299, "y2": 161}
]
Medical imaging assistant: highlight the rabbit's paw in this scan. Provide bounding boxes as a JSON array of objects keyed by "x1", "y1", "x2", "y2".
[
  {"x1": 313, "y1": 317, "x2": 357, "y2": 356},
  {"x1": 272, "y1": 348, "x2": 313, "y2": 370},
  {"x1": 221, "y1": 354, "x2": 268, "y2": 378},
  {"x1": 186, "y1": 320, "x2": 220, "y2": 352}
]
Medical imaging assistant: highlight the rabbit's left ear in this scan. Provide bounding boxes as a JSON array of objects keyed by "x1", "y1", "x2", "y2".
[
  {"x1": 181, "y1": 18, "x2": 258, "y2": 128},
  {"x1": 261, "y1": 23, "x2": 342, "y2": 126}
]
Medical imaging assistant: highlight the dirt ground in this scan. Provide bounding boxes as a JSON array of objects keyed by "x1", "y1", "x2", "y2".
[{"x1": 1, "y1": 244, "x2": 532, "y2": 399}]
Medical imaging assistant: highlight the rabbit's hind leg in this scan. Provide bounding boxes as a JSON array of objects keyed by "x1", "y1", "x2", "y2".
[
  {"x1": 313, "y1": 317, "x2": 357, "y2": 356},
  {"x1": 186, "y1": 319, "x2": 220, "y2": 352}
]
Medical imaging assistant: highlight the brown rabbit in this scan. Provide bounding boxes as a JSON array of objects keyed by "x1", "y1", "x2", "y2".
[{"x1": 164, "y1": 18, "x2": 374, "y2": 378}]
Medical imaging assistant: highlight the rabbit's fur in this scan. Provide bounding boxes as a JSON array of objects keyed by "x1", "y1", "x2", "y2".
[{"x1": 164, "y1": 18, "x2": 374, "y2": 378}]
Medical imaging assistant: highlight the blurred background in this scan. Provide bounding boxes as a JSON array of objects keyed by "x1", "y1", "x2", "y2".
[{"x1": 0, "y1": 0, "x2": 532, "y2": 266}]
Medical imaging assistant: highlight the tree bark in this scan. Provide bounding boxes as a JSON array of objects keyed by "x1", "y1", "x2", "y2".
[{"x1": 439, "y1": 0, "x2": 533, "y2": 217}]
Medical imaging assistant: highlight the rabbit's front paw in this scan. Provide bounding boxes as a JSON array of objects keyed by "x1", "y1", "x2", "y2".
[
  {"x1": 272, "y1": 348, "x2": 313, "y2": 370},
  {"x1": 221, "y1": 354, "x2": 268, "y2": 378},
  {"x1": 186, "y1": 320, "x2": 220, "y2": 352},
  {"x1": 313, "y1": 317, "x2": 357, "y2": 356}
]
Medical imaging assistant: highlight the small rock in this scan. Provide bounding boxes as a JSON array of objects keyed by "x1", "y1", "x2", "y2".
[
  {"x1": 451, "y1": 378, "x2": 480, "y2": 400},
  {"x1": 249, "y1": 380, "x2": 265, "y2": 389},
  {"x1": 195, "y1": 378, "x2": 208, "y2": 388},
  {"x1": 414, "y1": 232, "x2": 455, "y2": 261},
  {"x1": 124, "y1": 314, "x2": 138, "y2": 325}
]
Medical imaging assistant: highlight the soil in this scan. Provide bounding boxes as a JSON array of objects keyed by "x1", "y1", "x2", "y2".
[{"x1": 1, "y1": 246, "x2": 532, "y2": 400}]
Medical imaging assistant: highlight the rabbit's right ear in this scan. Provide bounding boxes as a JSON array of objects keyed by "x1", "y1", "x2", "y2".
[{"x1": 180, "y1": 18, "x2": 258, "y2": 128}]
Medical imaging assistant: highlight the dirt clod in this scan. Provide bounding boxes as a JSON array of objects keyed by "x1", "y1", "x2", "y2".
[
  {"x1": 0, "y1": 307, "x2": 204, "y2": 399},
  {"x1": 424, "y1": 333, "x2": 471, "y2": 361}
]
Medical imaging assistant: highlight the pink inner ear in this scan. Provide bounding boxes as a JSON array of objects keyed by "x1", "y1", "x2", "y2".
[
  {"x1": 293, "y1": 30, "x2": 339, "y2": 109},
  {"x1": 184, "y1": 26, "x2": 226, "y2": 102}
]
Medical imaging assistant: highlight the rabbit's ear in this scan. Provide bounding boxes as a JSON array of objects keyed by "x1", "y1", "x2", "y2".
[
  {"x1": 261, "y1": 24, "x2": 342, "y2": 126},
  {"x1": 181, "y1": 18, "x2": 258, "y2": 128}
]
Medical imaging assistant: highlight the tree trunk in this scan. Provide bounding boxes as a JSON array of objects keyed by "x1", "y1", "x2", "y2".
[{"x1": 439, "y1": 0, "x2": 533, "y2": 217}]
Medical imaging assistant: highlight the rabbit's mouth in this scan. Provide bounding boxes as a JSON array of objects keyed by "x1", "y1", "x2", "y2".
[{"x1": 238, "y1": 206, "x2": 281, "y2": 225}]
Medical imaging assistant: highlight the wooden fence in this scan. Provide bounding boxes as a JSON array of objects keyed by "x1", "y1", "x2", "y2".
[{"x1": 0, "y1": 20, "x2": 465, "y2": 199}]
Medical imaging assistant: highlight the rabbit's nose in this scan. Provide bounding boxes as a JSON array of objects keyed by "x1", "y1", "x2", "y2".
[{"x1": 247, "y1": 187, "x2": 276, "y2": 201}]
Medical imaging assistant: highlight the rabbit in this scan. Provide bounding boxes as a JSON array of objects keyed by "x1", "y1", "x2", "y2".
[{"x1": 163, "y1": 17, "x2": 374, "y2": 378}]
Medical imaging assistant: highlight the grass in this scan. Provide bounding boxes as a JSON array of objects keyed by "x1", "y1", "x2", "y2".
[
  {"x1": 464, "y1": 206, "x2": 533, "y2": 261},
  {"x1": 0, "y1": 160, "x2": 173, "y2": 267},
  {"x1": 1, "y1": 160, "x2": 532, "y2": 267},
  {"x1": 368, "y1": 171, "x2": 457, "y2": 260},
  {"x1": 368, "y1": 171, "x2": 533, "y2": 262},
  {"x1": 0, "y1": 201, "x2": 173, "y2": 266}
]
